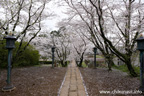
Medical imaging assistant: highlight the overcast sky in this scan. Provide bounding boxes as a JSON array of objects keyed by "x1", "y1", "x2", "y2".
[
  {"x1": 43, "y1": 1, "x2": 68, "y2": 31},
  {"x1": 1, "y1": 0, "x2": 143, "y2": 32}
]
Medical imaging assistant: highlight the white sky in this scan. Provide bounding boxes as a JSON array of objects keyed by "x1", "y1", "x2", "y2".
[
  {"x1": 0, "y1": 0, "x2": 143, "y2": 32},
  {"x1": 0, "y1": 0, "x2": 68, "y2": 33},
  {"x1": 43, "y1": 1, "x2": 68, "y2": 31}
]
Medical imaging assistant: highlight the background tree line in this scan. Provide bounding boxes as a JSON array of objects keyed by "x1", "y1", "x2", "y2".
[
  {"x1": 0, "y1": 0, "x2": 53, "y2": 68},
  {"x1": 57, "y1": 0, "x2": 144, "y2": 77}
]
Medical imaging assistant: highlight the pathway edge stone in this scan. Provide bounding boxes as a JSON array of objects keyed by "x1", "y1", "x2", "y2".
[
  {"x1": 57, "y1": 68, "x2": 68, "y2": 96},
  {"x1": 79, "y1": 68, "x2": 89, "y2": 96}
]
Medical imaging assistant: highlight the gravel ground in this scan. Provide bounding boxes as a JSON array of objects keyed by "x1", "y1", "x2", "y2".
[
  {"x1": 79, "y1": 68, "x2": 143, "y2": 96},
  {"x1": 0, "y1": 66, "x2": 66, "y2": 96}
]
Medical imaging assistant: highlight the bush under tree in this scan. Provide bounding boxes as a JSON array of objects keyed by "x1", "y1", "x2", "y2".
[{"x1": 0, "y1": 40, "x2": 40, "y2": 68}]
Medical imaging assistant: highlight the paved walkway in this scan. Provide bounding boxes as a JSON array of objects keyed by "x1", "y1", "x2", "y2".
[{"x1": 59, "y1": 60, "x2": 87, "y2": 96}]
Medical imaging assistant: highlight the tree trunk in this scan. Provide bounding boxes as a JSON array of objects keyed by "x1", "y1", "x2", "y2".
[
  {"x1": 64, "y1": 61, "x2": 67, "y2": 67},
  {"x1": 60, "y1": 60, "x2": 64, "y2": 67},
  {"x1": 60, "y1": 60, "x2": 67, "y2": 67},
  {"x1": 77, "y1": 57, "x2": 83, "y2": 67},
  {"x1": 105, "y1": 54, "x2": 114, "y2": 71},
  {"x1": 107, "y1": 60, "x2": 112, "y2": 71},
  {"x1": 77, "y1": 52, "x2": 84, "y2": 67},
  {"x1": 125, "y1": 58, "x2": 138, "y2": 77},
  {"x1": 105, "y1": 58, "x2": 114, "y2": 71}
]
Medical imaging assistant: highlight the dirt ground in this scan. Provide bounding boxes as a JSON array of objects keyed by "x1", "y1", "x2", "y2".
[
  {"x1": 79, "y1": 68, "x2": 143, "y2": 96},
  {"x1": 0, "y1": 66, "x2": 66, "y2": 96},
  {"x1": 1, "y1": 65, "x2": 143, "y2": 96}
]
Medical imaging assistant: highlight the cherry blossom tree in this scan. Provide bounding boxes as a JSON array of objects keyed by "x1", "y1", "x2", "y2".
[
  {"x1": 61, "y1": 0, "x2": 144, "y2": 76},
  {"x1": 0, "y1": 0, "x2": 53, "y2": 61},
  {"x1": 70, "y1": 28, "x2": 89, "y2": 67},
  {"x1": 50, "y1": 27, "x2": 71, "y2": 67}
]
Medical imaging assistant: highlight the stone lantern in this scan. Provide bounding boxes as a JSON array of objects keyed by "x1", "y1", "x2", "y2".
[
  {"x1": 93, "y1": 47, "x2": 97, "y2": 68},
  {"x1": 136, "y1": 36, "x2": 144, "y2": 92},
  {"x1": 2, "y1": 35, "x2": 16, "y2": 92}
]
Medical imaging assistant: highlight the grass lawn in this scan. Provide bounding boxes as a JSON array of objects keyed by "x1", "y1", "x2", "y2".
[
  {"x1": 82, "y1": 61, "x2": 88, "y2": 68},
  {"x1": 112, "y1": 64, "x2": 140, "y2": 76},
  {"x1": 96, "y1": 55, "x2": 103, "y2": 58}
]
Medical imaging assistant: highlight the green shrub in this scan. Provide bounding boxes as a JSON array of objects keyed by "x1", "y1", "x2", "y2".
[
  {"x1": 39, "y1": 61, "x2": 52, "y2": 64},
  {"x1": 0, "y1": 40, "x2": 8, "y2": 68},
  {"x1": 13, "y1": 42, "x2": 40, "y2": 67},
  {"x1": 0, "y1": 40, "x2": 40, "y2": 68}
]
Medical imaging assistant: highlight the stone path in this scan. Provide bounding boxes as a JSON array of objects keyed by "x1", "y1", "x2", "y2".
[{"x1": 59, "y1": 60, "x2": 87, "y2": 96}]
